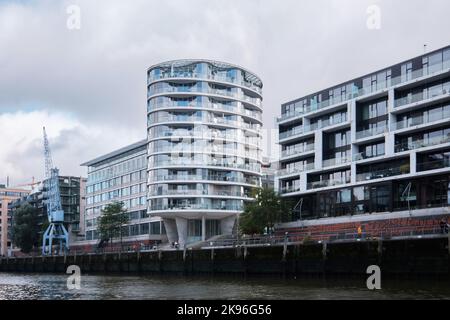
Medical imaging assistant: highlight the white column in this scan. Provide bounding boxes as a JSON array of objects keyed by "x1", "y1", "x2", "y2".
[
  {"x1": 220, "y1": 215, "x2": 236, "y2": 235},
  {"x1": 300, "y1": 172, "x2": 308, "y2": 192},
  {"x1": 314, "y1": 131, "x2": 323, "y2": 170},
  {"x1": 386, "y1": 89, "x2": 396, "y2": 157},
  {"x1": 202, "y1": 216, "x2": 206, "y2": 241},
  {"x1": 175, "y1": 217, "x2": 188, "y2": 248},
  {"x1": 162, "y1": 218, "x2": 178, "y2": 245},
  {"x1": 410, "y1": 152, "x2": 417, "y2": 174}
]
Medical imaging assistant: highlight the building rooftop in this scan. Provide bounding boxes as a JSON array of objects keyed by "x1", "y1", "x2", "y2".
[{"x1": 81, "y1": 139, "x2": 147, "y2": 167}]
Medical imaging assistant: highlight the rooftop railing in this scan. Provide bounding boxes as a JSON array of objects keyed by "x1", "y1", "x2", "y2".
[{"x1": 278, "y1": 60, "x2": 450, "y2": 122}]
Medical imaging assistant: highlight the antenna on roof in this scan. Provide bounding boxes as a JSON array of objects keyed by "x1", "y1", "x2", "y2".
[{"x1": 424, "y1": 44, "x2": 428, "y2": 53}]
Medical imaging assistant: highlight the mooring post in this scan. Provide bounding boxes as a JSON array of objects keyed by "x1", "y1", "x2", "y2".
[
  {"x1": 210, "y1": 248, "x2": 214, "y2": 261},
  {"x1": 243, "y1": 245, "x2": 248, "y2": 260},
  {"x1": 183, "y1": 248, "x2": 187, "y2": 262},
  {"x1": 282, "y1": 238, "x2": 288, "y2": 261},
  {"x1": 322, "y1": 241, "x2": 327, "y2": 260},
  {"x1": 377, "y1": 239, "x2": 383, "y2": 263},
  {"x1": 448, "y1": 232, "x2": 450, "y2": 255}
]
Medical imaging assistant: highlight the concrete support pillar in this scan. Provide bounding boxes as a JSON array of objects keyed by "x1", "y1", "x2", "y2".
[
  {"x1": 162, "y1": 218, "x2": 178, "y2": 245},
  {"x1": 202, "y1": 216, "x2": 206, "y2": 242},
  {"x1": 221, "y1": 215, "x2": 236, "y2": 235},
  {"x1": 349, "y1": 100, "x2": 357, "y2": 142},
  {"x1": 300, "y1": 172, "x2": 308, "y2": 192},
  {"x1": 175, "y1": 217, "x2": 188, "y2": 248},
  {"x1": 410, "y1": 152, "x2": 417, "y2": 174},
  {"x1": 314, "y1": 131, "x2": 323, "y2": 170}
]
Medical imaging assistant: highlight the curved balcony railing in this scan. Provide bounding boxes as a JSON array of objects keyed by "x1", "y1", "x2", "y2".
[
  {"x1": 149, "y1": 190, "x2": 251, "y2": 198},
  {"x1": 150, "y1": 204, "x2": 244, "y2": 211},
  {"x1": 148, "y1": 115, "x2": 261, "y2": 131},
  {"x1": 149, "y1": 131, "x2": 261, "y2": 147},
  {"x1": 152, "y1": 174, "x2": 260, "y2": 185},
  {"x1": 148, "y1": 87, "x2": 262, "y2": 107},
  {"x1": 148, "y1": 72, "x2": 263, "y2": 94},
  {"x1": 151, "y1": 160, "x2": 261, "y2": 172},
  {"x1": 148, "y1": 103, "x2": 262, "y2": 121},
  {"x1": 150, "y1": 147, "x2": 260, "y2": 160}
]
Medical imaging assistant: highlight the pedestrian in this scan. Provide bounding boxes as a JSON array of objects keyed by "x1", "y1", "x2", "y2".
[
  {"x1": 357, "y1": 225, "x2": 362, "y2": 239},
  {"x1": 440, "y1": 219, "x2": 446, "y2": 234}
]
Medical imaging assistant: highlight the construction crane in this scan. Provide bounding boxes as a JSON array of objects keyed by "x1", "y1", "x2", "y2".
[
  {"x1": 12, "y1": 177, "x2": 41, "y2": 189},
  {"x1": 42, "y1": 127, "x2": 68, "y2": 255}
]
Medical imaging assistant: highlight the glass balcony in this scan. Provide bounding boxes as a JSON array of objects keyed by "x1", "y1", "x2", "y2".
[
  {"x1": 148, "y1": 72, "x2": 262, "y2": 94},
  {"x1": 322, "y1": 156, "x2": 351, "y2": 168},
  {"x1": 148, "y1": 103, "x2": 262, "y2": 121},
  {"x1": 149, "y1": 115, "x2": 260, "y2": 131},
  {"x1": 280, "y1": 186, "x2": 301, "y2": 194},
  {"x1": 353, "y1": 151, "x2": 385, "y2": 161},
  {"x1": 278, "y1": 59, "x2": 450, "y2": 121},
  {"x1": 281, "y1": 143, "x2": 315, "y2": 158},
  {"x1": 277, "y1": 163, "x2": 315, "y2": 176},
  {"x1": 392, "y1": 109, "x2": 450, "y2": 131},
  {"x1": 395, "y1": 134, "x2": 450, "y2": 152},
  {"x1": 307, "y1": 179, "x2": 348, "y2": 190},
  {"x1": 417, "y1": 158, "x2": 450, "y2": 172},
  {"x1": 152, "y1": 161, "x2": 261, "y2": 172},
  {"x1": 150, "y1": 204, "x2": 244, "y2": 211},
  {"x1": 356, "y1": 126, "x2": 388, "y2": 140},
  {"x1": 154, "y1": 174, "x2": 260, "y2": 185},
  {"x1": 395, "y1": 86, "x2": 450, "y2": 108},
  {"x1": 356, "y1": 166, "x2": 409, "y2": 182},
  {"x1": 150, "y1": 190, "x2": 251, "y2": 198}
]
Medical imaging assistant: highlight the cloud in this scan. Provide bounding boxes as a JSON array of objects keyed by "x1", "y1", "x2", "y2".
[
  {"x1": 0, "y1": 110, "x2": 142, "y2": 185},
  {"x1": 1, "y1": 0, "x2": 450, "y2": 182}
]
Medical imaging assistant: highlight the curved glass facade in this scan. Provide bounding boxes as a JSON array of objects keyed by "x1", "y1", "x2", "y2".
[{"x1": 147, "y1": 60, "x2": 263, "y2": 246}]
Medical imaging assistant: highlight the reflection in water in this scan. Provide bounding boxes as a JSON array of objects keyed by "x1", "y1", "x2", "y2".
[{"x1": 0, "y1": 273, "x2": 449, "y2": 300}]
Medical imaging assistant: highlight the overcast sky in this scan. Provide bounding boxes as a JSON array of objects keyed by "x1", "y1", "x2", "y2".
[{"x1": 0, "y1": 0, "x2": 449, "y2": 186}]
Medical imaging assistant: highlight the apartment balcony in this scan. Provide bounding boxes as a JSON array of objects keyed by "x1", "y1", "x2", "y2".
[
  {"x1": 392, "y1": 109, "x2": 450, "y2": 131},
  {"x1": 417, "y1": 158, "x2": 450, "y2": 172},
  {"x1": 149, "y1": 190, "x2": 251, "y2": 198},
  {"x1": 395, "y1": 134, "x2": 450, "y2": 153},
  {"x1": 148, "y1": 72, "x2": 263, "y2": 94},
  {"x1": 277, "y1": 60, "x2": 450, "y2": 123},
  {"x1": 153, "y1": 161, "x2": 261, "y2": 173},
  {"x1": 353, "y1": 151, "x2": 385, "y2": 162},
  {"x1": 279, "y1": 186, "x2": 301, "y2": 194},
  {"x1": 356, "y1": 166, "x2": 409, "y2": 182},
  {"x1": 307, "y1": 179, "x2": 348, "y2": 190},
  {"x1": 395, "y1": 87, "x2": 450, "y2": 109},
  {"x1": 150, "y1": 204, "x2": 244, "y2": 212},
  {"x1": 355, "y1": 126, "x2": 388, "y2": 140},
  {"x1": 322, "y1": 156, "x2": 351, "y2": 168},
  {"x1": 154, "y1": 175, "x2": 259, "y2": 185},
  {"x1": 277, "y1": 163, "x2": 315, "y2": 177},
  {"x1": 280, "y1": 143, "x2": 315, "y2": 159}
]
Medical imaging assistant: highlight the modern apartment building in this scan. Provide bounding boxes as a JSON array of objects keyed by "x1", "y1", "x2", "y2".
[
  {"x1": 147, "y1": 59, "x2": 263, "y2": 247},
  {"x1": 277, "y1": 45, "x2": 450, "y2": 222},
  {"x1": 81, "y1": 140, "x2": 164, "y2": 247},
  {"x1": 8, "y1": 176, "x2": 86, "y2": 250},
  {"x1": 0, "y1": 186, "x2": 29, "y2": 256}
]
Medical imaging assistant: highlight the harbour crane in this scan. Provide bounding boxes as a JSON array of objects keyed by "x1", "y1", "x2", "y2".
[{"x1": 42, "y1": 127, "x2": 69, "y2": 255}]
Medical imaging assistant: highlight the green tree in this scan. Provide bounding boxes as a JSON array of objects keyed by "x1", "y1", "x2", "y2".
[
  {"x1": 98, "y1": 201, "x2": 129, "y2": 251},
  {"x1": 12, "y1": 203, "x2": 40, "y2": 253},
  {"x1": 239, "y1": 188, "x2": 292, "y2": 236}
]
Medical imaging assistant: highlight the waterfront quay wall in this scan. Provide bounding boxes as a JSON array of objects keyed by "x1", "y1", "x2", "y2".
[{"x1": 1, "y1": 237, "x2": 449, "y2": 276}]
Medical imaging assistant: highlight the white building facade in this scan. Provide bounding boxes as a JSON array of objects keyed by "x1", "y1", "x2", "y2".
[
  {"x1": 147, "y1": 60, "x2": 263, "y2": 247},
  {"x1": 277, "y1": 45, "x2": 450, "y2": 221}
]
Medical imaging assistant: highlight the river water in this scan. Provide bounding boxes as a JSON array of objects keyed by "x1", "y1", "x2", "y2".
[{"x1": 0, "y1": 273, "x2": 449, "y2": 300}]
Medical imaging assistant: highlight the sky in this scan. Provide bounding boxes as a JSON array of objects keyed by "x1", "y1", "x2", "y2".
[{"x1": 0, "y1": 0, "x2": 449, "y2": 186}]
